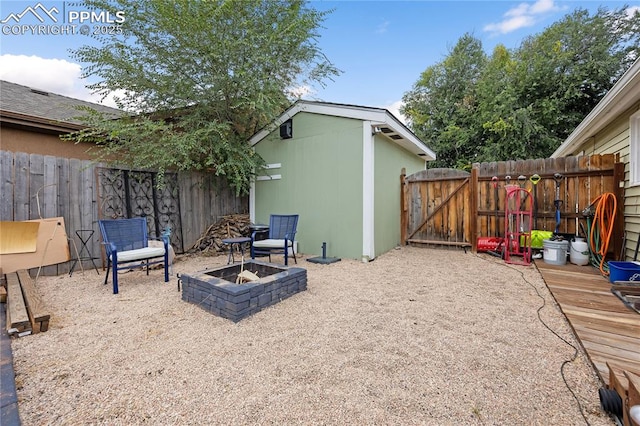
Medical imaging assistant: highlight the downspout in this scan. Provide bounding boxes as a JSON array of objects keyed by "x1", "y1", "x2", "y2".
[
  {"x1": 249, "y1": 179, "x2": 256, "y2": 223},
  {"x1": 362, "y1": 121, "x2": 375, "y2": 262}
]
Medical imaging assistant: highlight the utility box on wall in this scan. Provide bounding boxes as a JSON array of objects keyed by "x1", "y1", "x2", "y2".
[{"x1": 279, "y1": 119, "x2": 293, "y2": 139}]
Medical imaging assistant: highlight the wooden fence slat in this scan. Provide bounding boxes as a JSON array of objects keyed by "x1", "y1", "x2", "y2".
[
  {"x1": 68, "y1": 159, "x2": 83, "y2": 248},
  {"x1": 14, "y1": 152, "x2": 30, "y2": 221},
  {"x1": 590, "y1": 155, "x2": 604, "y2": 206},
  {"x1": 43, "y1": 156, "x2": 57, "y2": 219},
  {"x1": 0, "y1": 152, "x2": 14, "y2": 221},
  {"x1": 81, "y1": 159, "x2": 95, "y2": 234},
  {"x1": 29, "y1": 154, "x2": 44, "y2": 220},
  {"x1": 57, "y1": 157, "x2": 71, "y2": 274}
]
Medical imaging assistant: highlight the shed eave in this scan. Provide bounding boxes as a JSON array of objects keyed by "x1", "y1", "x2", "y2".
[
  {"x1": 249, "y1": 100, "x2": 436, "y2": 161},
  {"x1": 372, "y1": 115, "x2": 436, "y2": 160}
]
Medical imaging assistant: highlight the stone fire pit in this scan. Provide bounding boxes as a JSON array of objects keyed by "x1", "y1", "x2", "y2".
[{"x1": 181, "y1": 260, "x2": 307, "y2": 322}]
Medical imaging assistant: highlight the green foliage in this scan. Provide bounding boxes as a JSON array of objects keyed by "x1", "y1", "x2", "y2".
[
  {"x1": 402, "y1": 33, "x2": 486, "y2": 168},
  {"x1": 66, "y1": 0, "x2": 340, "y2": 194},
  {"x1": 402, "y1": 6, "x2": 640, "y2": 169}
]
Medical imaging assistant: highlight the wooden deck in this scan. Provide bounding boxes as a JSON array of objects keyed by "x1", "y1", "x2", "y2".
[{"x1": 535, "y1": 260, "x2": 640, "y2": 384}]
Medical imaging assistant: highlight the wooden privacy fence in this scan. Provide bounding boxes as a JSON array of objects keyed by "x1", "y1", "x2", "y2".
[
  {"x1": 0, "y1": 150, "x2": 247, "y2": 275},
  {"x1": 401, "y1": 154, "x2": 624, "y2": 257}
]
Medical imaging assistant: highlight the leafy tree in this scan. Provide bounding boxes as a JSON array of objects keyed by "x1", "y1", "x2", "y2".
[
  {"x1": 66, "y1": 0, "x2": 340, "y2": 194},
  {"x1": 512, "y1": 7, "x2": 640, "y2": 146},
  {"x1": 402, "y1": 33, "x2": 486, "y2": 168},
  {"x1": 476, "y1": 44, "x2": 551, "y2": 161},
  {"x1": 403, "y1": 6, "x2": 640, "y2": 168}
]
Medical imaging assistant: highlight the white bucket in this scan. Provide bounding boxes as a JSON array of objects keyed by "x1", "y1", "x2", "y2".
[
  {"x1": 543, "y1": 239, "x2": 569, "y2": 265},
  {"x1": 570, "y1": 238, "x2": 590, "y2": 266}
]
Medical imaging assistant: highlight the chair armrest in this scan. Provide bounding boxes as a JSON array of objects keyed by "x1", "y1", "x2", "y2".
[
  {"x1": 284, "y1": 231, "x2": 297, "y2": 241},
  {"x1": 102, "y1": 241, "x2": 118, "y2": 255}
]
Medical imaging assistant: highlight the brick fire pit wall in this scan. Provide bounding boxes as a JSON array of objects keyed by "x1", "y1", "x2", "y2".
[{"x1": 181, "y1": 260, "x2": 307, "y2": 322}]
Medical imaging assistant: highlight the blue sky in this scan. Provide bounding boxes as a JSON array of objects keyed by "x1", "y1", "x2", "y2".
[{"x1": 1, "y1": 0, "x2": 638, "y2": 120}]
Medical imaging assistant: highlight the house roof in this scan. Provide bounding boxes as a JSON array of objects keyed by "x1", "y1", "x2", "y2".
[
  {"x1": 0, "y1": 80, "x2": 122, "y2": 132},
  {"x1": 249, "y1": 100, "x2": 436, "y2": 161},
  {"x1": 552, "y1": 58, "x2": 640, "y2": 157}
]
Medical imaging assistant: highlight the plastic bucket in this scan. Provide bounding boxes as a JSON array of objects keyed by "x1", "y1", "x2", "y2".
[
  {"x1": 569, "y1": 238, "x2": 590, "y2": 266},
  {"x1": 608, "y1": 261, "x2": 640, "y2": 283},
  {"x1": 543, "y1": 239, "x2": 569, "y2": 265}
]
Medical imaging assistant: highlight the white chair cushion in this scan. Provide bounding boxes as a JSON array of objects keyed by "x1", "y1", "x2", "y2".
[
  {"x1": 111, "y1": 247, "x2": 165, "y2": 262},
  {"x1": 252, "y1": 238, "x2": 293, "y2": 248},
  {"x1": 148, "y1": 240, "x2": 175, "y2": 264}
]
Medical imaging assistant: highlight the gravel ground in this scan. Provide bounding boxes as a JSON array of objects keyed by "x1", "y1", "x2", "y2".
[{"x1": 11, "y1": 246, "x2": 613, "y2": 425}]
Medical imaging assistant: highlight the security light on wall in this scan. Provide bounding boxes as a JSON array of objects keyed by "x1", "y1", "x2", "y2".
[{"x1": 280, "y1": 119, "x2": 293, "y2": 139}]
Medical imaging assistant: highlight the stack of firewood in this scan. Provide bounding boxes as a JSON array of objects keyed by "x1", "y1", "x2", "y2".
[{"x1": 189, "y1": 214, "x2": 251, "y2": 254}]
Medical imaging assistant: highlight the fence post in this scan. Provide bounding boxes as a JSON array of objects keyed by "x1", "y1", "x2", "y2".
[
  {"x1": 400, "y1": 168, "x2": 407, "y2": 245},
  {"x1": 470, "y1": 167, "x2": 478, "y2": 253}
]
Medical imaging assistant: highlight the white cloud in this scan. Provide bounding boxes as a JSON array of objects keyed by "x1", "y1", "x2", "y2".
[
  {"x1": 484, "y1": 0, "x2": 565, "y2": 35},
  {"x1": 289, "y1": 84, "x2": 315, "y2": 99},
  {"x1": 484, "y1": 15, "x2": 535, "y2": 34},
  {"x1": 383, "y1": 100, "x2": 408, "y2": 125},
  {"x1": 626, "y1": 5, "x2": 640, "y2": 18},
  {"x1": 529, "y1": 0, "x2": 558, "y2": 15},
  {"x1": 376, "y1": 20, "x2": 389, "y2": 35},
  {"x1": 504, "y1": 3, "x2": 532, "y2": 19},
  {"x1": 0, "y1": 54, "x2": 119, "y2": 108}
]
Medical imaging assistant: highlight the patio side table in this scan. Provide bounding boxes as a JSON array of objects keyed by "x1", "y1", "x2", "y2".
[{"x1": 222, "y1": 237, "x2": 252, "y2": 264}]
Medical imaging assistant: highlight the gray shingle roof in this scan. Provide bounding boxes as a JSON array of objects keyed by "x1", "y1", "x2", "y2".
[{"x1": 0, "y1": 80, "x2": 122, "y2": 125}]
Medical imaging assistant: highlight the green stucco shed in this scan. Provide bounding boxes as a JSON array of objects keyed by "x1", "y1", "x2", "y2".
[{"x1": 249, "y1": 101, "x2": 436, "y2": 261}]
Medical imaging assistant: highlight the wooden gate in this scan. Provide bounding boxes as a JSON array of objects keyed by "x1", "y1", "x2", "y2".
[{"x1": 401, "y1": 168, "x2": 474, "y2": 249}]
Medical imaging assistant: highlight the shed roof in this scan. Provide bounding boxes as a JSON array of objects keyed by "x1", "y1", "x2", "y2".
[
  {"x1": 552, "y1": 58, "x2": 640, "y2": 157},
  {"x1": 0, "y1": 80, "x2": 122, "y2": 132},
  {"x1": 250, "y1": 100, "x2": 436, "y2": 161}
]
